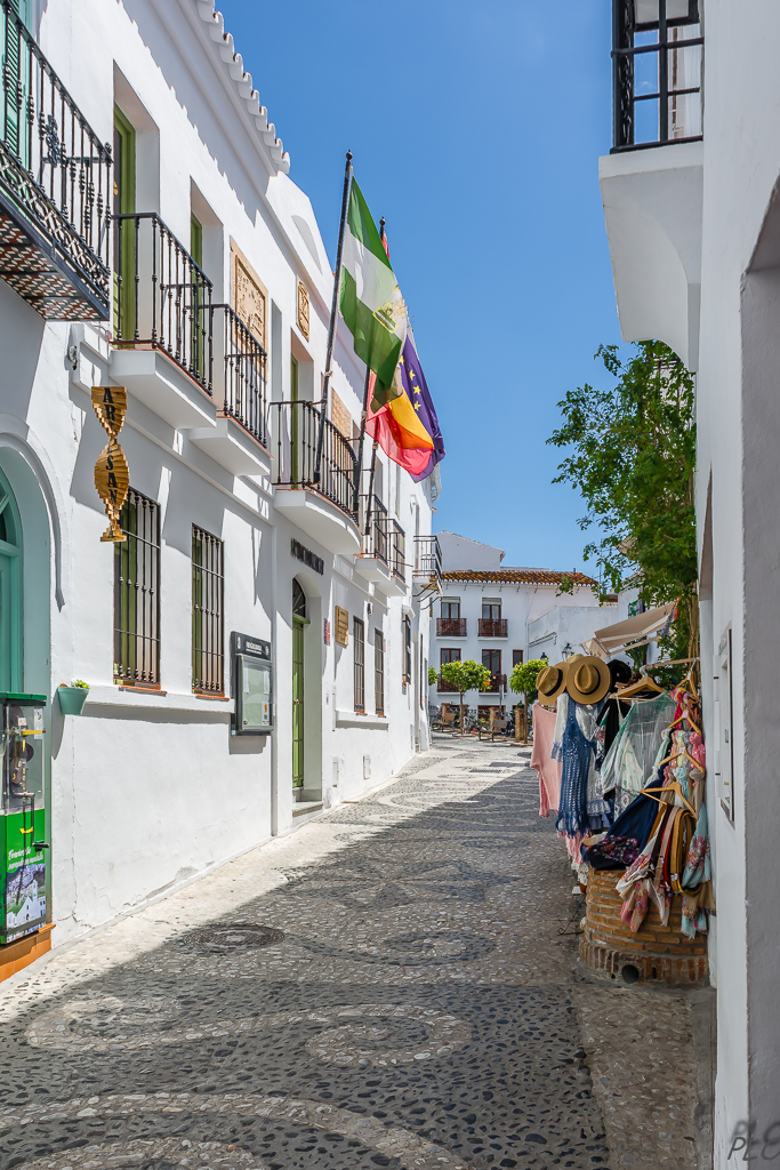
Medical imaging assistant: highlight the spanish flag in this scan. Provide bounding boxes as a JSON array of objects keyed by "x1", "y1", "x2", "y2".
[{"x1": 366, "y1": 336, "x2": 445, "y2": 482}]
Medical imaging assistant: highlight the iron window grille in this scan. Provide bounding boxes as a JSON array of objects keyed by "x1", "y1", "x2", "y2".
[
  {"x1": 612, "y1": 0, "x2": 703, "y2": 152},
  {"x1": 419, "y1": 636, "x2": 425, "y2": 708},
  {"x1": 374, "y1": 629, "x2": 385, "y2": 715},
  {"x1": 402, "y1": 613, "x2": 412, "y2": 686},
  {"x1": 192, "y1": 525, "x2": 224, "y2": 694},
  {"x1": 354, "y1": 617, "x2": 365, "y2": 712},
  {"x1": 114, "y1": 488, "x2": 160, "y2": 686}
]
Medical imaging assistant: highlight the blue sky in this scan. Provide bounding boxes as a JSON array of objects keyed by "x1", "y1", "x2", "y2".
[{"x1": 220, "y1": 0, "x2": 621, "y2": 572}]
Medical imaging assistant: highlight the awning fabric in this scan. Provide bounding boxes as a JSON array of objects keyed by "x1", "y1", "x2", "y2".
[{"x1": 593, "y1": 603, "x2": 676, "y2": 654}]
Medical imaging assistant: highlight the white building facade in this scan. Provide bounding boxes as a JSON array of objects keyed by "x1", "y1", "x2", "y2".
[
  {"x1": 0, "y1": 0, "x2": 437, "y2": 954},
  {"x1": 599, "y1": 1, "x2": 780, "y2": 1161},
  {"x1": 428, "y1": 533, "x2": 626, "y2": 715}
]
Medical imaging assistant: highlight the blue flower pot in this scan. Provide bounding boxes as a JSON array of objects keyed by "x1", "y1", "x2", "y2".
[{"x1": 57, "y1": 687, "x2": 88, "y2": 715}]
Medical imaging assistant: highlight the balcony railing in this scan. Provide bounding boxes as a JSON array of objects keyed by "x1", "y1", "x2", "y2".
[
  {"x1": 612, "y1": 0, "x2": 702, "y2": 152},
  {"x1": 438, "y1": 678, "x2": 458, "y2": 694},
  {"x1": 114, "y1": 211, "x2": 212, "y2": 391},
  {"x1": 389, "y1": 519, "x2": 406, "y2": 581},
  {"x1": 0, "y1": 0, "x2": 112, "y2": 318},
  {"x1": 360, "y1": 494, "x2": 389, "y2": 564},
  {"x1": 478, "y1": 618, "x2": 508, "y2": 637},
  {"x1": 209, "y1": 302, "x2": 267, "y2": 446},
  {"x1": 414, "y1": 534, "x2": 442, "y2": 581},
  {"x1": 270, "y1": 399, "x2": 357, "y2": 519},
  {"x1": 437, "y1": 617, "x2": 467, "y2": 637},
  {"x1": 485, "y1": 673, "x2": 507, "y2": 692}
]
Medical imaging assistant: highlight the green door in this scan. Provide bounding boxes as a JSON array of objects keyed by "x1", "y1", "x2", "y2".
[
  {"x1": 292, "y1": 618, "x2": 304, "y2": 790},
  {"x1": 290, "y1": 356, "x2": 300, "y2": 485},
  {"x1": 113, "y1": 106, "x2": 136, "y2": 338},
  {"x1": 0, "y1": 473, "x2": 22, "y2": 694},
  {"x1": 0, "y1": 0, "x2": 31, "y2": 167}
]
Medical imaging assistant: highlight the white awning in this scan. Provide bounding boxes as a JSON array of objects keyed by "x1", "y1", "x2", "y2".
[{"x1": 593, "y1": 603, "x2": 676, "y2": 654}]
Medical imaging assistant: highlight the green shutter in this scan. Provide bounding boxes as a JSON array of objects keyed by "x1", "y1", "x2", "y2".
[
  {"x1": 113, "y1": 106, "x2": 137, "y2": 338},
  {"x1": 1, "y1": 0, "x2": 30, "y2": 164}
]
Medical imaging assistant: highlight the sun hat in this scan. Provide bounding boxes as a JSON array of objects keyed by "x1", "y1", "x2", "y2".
[
  {"x1": 608, "y1": 659, "x2": 632, "y2": 689},
  {"x1": 536, "y1": 662, "x2": 569, "y2": 704},
  {"x1": 566, "y1": 655, "x2": 611, "y2": 705}
]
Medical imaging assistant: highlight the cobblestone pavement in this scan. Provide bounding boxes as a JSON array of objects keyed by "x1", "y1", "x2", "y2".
[{"x1": 0, "y1": 737, "x2": 710, "y2": 1169}]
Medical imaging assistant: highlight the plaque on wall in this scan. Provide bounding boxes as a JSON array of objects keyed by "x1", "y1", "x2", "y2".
[
  {"x1": 230, "y1": 239, "x2": 268, "y2": 349},
  {"x1": 334, "y1": 606, "x2": 349, "y2": 646},
  {"x1": 297, "y1": 278, "x2": 310, "y2": 339}
]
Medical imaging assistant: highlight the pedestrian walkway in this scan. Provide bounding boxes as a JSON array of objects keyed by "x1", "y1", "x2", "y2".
[{"x1": 0, "y1": 737, "x2": 711, "y2": 1169}]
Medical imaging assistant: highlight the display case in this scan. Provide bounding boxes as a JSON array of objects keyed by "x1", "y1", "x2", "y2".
[
  {"x1": 231, "y1": 633, "x2": 273, "y2": 735},
  {"x1": 1, "y1": 693, "x2": 47, "y2": 944}
]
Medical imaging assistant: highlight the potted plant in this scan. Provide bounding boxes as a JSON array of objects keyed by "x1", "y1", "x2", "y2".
[
  {"x1": 509, "y1": 658, "x2": 547, "y2": 742},
  {"x1": 57, "y1": 679, "x2": 89, "y2": 715}
]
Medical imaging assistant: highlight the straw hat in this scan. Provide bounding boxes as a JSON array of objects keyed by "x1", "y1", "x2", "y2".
[
  {"x1": 536, "y1": 662, "x2": 569, "y2": 704},
  {"x1": 566, "y1": 655, "x2": 611, "y2": 706}
]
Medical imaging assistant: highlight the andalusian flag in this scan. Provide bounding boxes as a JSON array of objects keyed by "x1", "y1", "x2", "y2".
[{"x1": 340, "y1": 178, "x2": 405, "y2": 405}]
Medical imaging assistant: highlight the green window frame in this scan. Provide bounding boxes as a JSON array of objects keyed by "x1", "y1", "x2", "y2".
[
  {"x1": 1, "y1": 0, "x2": 31, "y2": 165},
  {"x1": 0, "y1": 467, "x2": 23, "y2": 693},
  {"x1": 354, "y1": 617, "x2": 365, "y2": 712},
  {"x1": 402, "y1": 613, "x2": 412, "y2": 686},
  {"x1": 374, "y1": 630, "x2": 384, "y2": 716},
  {"x1": 114, "y1": 488, "x2": 160, "y2": 686},
  {"x1": 192, "y1": 525, "x2": 224, "y2": 695},
  {"x1": 113, "y1": 105, "x2": 137, "y2": 338}
]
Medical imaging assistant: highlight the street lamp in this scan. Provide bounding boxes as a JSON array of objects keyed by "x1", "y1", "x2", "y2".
[{"x1": 562, "y1": 642, "x2": 573, "y2": 659}]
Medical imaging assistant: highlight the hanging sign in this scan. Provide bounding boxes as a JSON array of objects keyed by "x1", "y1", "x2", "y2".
[
  {"x1": 334, "y1": 606, "x2": 349, "y2": 646},
  {"x1": 92, "y1": 386, "x2": 129, "y2": 542}
]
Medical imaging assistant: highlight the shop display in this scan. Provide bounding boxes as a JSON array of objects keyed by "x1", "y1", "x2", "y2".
[{"x1": 1, "y1": 693, "x2": 47, "y2": 945}]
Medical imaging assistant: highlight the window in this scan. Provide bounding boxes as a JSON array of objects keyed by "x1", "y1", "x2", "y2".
[
  {"x1": 192, "y1": 526, "x2": 224, "y2": 694},
  {"x1": 402, "y1": 613, "x2": 412, "y2": 685},
  {"x1": 374, "y1": 630, "x2": 385, "y2": 715},
  {"x1": 114, "y1": 488, "x2": 160, "y2": 686},
  {"x1": 441, "y1": 599, "x2": 460, "y2": 620},
  {"x1": 512, "y1": 649, "x2": 524, "y2": 667},
  {"x1": 419, "y1": 635, "x2": 425, "y2": 707},
  {"x1": 440, "y1": 648, "x2": 461, "y2": 666},
  {"x1": 482, "y1": 649, "x2": 501, "y2": 676},
  {"x1": 482, "y1": 600, "x2": 501, "y2": 621},
  {"x1": 113, "y1": 105, "x2": 136, "y2": 336},
  {"x1": 354, "y1": 617, "x2": 365, "y2": 711}
]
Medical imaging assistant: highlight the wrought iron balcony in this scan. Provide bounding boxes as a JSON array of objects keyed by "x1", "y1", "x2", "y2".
[
  {"x1": 437, "y1": 617, "x2": 467, "y2": 637},
  {"x1": 114, "y1": 211, "x2": 212, "y2": 392},
  {"x1": 0, "y1": 0, "x2": 112, "y2": 318},
  {"x1": 414, "y1": 534, "x2": 442, "y2": 581},
  {"x1": 270, "y1": 399, "x2": 357, "y2": 519},
  {"x1": 478, "y1": 618, "x2": 508, "y2": 637},
  {"x1": 612, "y1": 0, "x2": 702, "y2": 152},
  {"x1": 360, "y1": 494, "x2": 389, "y2": 564},
  {"x1": 437, "y1": 678, "x2": 458, "y2": 694},
  {"x1": 209, "y1": 303, "x2": 267, "y2": 446},
  {"x1": 389, "y1": 519, "x2": 406, "y2": 581},
  {"x1": 485, "y1": 673, "x2": 507, "y2": 692}
]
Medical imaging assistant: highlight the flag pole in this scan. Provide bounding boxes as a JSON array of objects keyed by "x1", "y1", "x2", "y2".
[
  {"x1": 352, "y1": 215, "x2": 385, "y2": 523},
  {"x1": 313, "y1": 150, "x2": 353, "y2": 486}
]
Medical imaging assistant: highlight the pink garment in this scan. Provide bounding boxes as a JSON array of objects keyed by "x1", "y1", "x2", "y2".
[{"x1": 531, "y1": 702, "x2": 562, "y2": 817}]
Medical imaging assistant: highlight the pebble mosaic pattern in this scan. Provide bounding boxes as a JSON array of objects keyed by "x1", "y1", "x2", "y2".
[{"x1": 0, "y1": 736, "x2": 702, "y2": 1169}]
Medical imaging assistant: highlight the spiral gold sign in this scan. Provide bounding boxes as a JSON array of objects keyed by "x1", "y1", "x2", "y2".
[{"x1": 91, "y1": 386, "x2": 129, "y2": 543}]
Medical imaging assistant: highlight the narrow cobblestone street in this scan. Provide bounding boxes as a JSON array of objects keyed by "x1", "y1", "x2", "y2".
[{"x1": 0, "y1": 738, "x2": 711, "y2": 1170}]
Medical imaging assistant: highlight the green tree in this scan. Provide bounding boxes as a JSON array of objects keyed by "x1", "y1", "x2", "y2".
[
  {"x1": 548, "y1": 341, "x2": 697, "y2": 669},
  {"x1": 439, "y1": 659, "x2": 491, "y2": 734},
  {"x1": 509, "y1": 658, "x2": 547, "y2": 741},
  {"x1": 428, "y1": 666, "x2": 438, "y2": 688}
]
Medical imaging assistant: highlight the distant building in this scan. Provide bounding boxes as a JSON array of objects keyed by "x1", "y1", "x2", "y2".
[{"x1": 429, "y1": 533, "x2": 629, "y2": 715}]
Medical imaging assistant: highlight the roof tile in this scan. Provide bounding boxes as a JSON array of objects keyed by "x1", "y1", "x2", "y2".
[{"x1": 442, "y1": 569, "x2": 598, "y2": 586}]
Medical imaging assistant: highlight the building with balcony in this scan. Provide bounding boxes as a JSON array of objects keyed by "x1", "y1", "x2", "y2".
[
  {"x1": 0, "y1": 0, "x2": 436, "y2": 964},
  {"x1": 599, "y1": 2, "x2": 780, "y2": 1161},
  {"x1": 428, "y1": 533, "x2": 624, "y2": 718}
]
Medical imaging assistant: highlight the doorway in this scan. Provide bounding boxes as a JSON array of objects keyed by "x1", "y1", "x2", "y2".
[
  {"x1": 292, "y1": 579, "x2": 306, "y2": 796},
  {"x1": 0, "y1": 470, "x2": 22, "y2": 693}
]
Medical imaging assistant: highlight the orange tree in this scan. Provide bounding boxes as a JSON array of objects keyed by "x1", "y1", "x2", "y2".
[{"x1": 439, "y1": 659, "x2": 491, "y2": 733}]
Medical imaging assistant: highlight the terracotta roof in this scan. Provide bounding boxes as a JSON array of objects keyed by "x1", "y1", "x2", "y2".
[
  {"x1": 195, "y1": 1, "x2": 290, "y2": 174},
  {"x1": 442, "y1": 569, "x2": 598, "y2": 586}
]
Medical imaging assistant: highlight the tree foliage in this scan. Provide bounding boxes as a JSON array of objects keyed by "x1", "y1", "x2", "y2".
[
  {"x1": 440, "y1": 659, "x2": 491, "y2": 697},
  {"x1": 509, "y1": 659, "x2": 547, "y2": 701},
  {"x1": 428, "y1": 666, "x2": 438, "y2": 687},
  {"x1": 547, "y1": 341, "x2": 697, "y2": 660}
]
